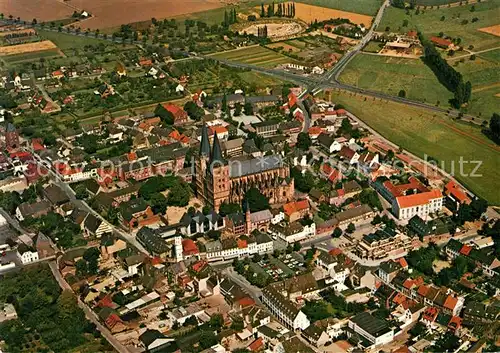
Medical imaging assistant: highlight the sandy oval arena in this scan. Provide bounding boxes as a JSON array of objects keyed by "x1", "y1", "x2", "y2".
[{"x1": 239, "y1": 21, "x2": 304, "y2": 39}]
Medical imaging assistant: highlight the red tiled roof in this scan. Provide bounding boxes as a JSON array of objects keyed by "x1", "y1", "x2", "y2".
[
  {"x1": 448, "y1": 316, "x2": 462, "y2": 330},
  {"x1": 192, "y1": 261, "x2": 207, "y2": 273},
  {"x1": 423, "y1": 307, "x2": 439, "y2": 322},
  {"x1": 431, "y1": 36, "x2": 452, "y2": 47},
  {"x1": 283, "y1": 199, "x2": 309, "y2": 217},
  {"x1": 417, "y1": 284, "x2": 430, "y2": 297},
  {"x1": 308, "y1": 126, "x2": 323, "y2": 136},
  {"x1": 383, "y1": 176, "x2": 429, "y2": 197},
  {"x1": 97, "y1": 294, "x2": 114, "y2": 308},
  {"x1": 105, "y1": 313, "x2": 122, "y2": 328},
  {"x1": 393, "y1": 292, "x2": 406, "y2": 305},
  {"x1": 397, "y1": 257, "x2": 408, "y2": 268},
  {"x1": 396, "y1": 189, "x2": 442, "y2": 209},
  {"x1": 127, "y1": 152, "x2": 137, "y2": 162},
  {"x1": 151, "y1": 257, "x2": 163, "y2": 266},
  {"x1": 339, "y1": 146, "x2": 356, "y2": 160},
  {"x1": 209, "y1": 125, "x2": 228, "y2": 135},
  {"x1": 288, "y1": 92, "x2": 298, "y2": 108},
  {"x1": 329, "y1": 248, "x2": 342, "y2": 256},
  {"x1": 248, "y1": 337, "x2": 263, "y2": 351},
  {"x1": 237, "y1": 239, "x2": 248, "y2": 249},
  {"x1": 443, "y1": 295, "x2": 458, "y2": 310},
  {"x1": 163, "y1": 103, "x2": 187, "y2": 119},
  {"x1": 459, "y1": 244, "x2": 472, "y2": 256},
  {"x1": 238, "y1": 296, "x2": 255, "y2": 308},
  {"x1": 444, "y1": 180, "x2": 471, "y2": 204},
  {"x1": 182, "y1": 239, "x2": 199, "y2": 255}
]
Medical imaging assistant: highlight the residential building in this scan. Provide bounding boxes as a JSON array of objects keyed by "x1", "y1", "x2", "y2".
[
  {"x1": 17, "y1": 244, "x2": 39, "y2": 264},
  {"x1": 15, "y1": 200, "x2": 51, "y2": 221},
  {"x1": 163, "y1": 103, "x2": 188, "y2": 125},
  {"x1": 261, "y1": 286, "x2": 310, "y2": 330},
  {"x1": 83, "y1": 213, "x2": 113, "y2": 238},
  {"x1": 283, "y1": 199, "x2": 310, "y2": 223},
  {"x1": 269, "y1": 221, "x2": 316, "y2": 243},
  {"x1": 444, "y1": 238, "x2": 500, "y2": 276},
  {"x1": 347, "y1": 312, "x2": 394, "y2": 348},
  {"x1": 222, "y1": 137, "x2": 244, "y2": 158},
  {"x1": 254, "y1": 120, "x2": 280, "y2": 137},
  {"x1": 356, "y1": 228, "x2": 413, "y2": 260}
]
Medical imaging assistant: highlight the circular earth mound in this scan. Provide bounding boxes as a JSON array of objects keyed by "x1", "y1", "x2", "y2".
[{"x1": 238, "y1": 21, "x2": 304, "y2": 39}]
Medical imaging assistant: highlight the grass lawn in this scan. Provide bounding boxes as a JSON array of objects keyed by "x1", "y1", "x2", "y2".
[
  {"x1": 362, "y1": 41, "x2": 384, "y2": 52},
  {"x1": 296, "y1": 0, "x2": 384, "y2": 16},
  {"x1": 379, "y1": 1, "x2": 500, "y2": 51},
  {"x1": 1, "y1": 49, "x2": 63, "y2": 65},
  {"x1": 329, "y1": 90, "x2": 500, "y2": 204},
  {"x1": 38, "y1": 30, "x2": 111, "y2": 50},
  {"x1": 209, "y1": 45, "x2": 293, "y2": 68},
  {"x1": 237, "y1": 70, "x2": 287, "y2": 86},
  {"x1": 450, "y1": 50, "x2": 500, "y2": 118},
  {"x1": 339, "y1": 53, "x2": 454, "y2": 105}
]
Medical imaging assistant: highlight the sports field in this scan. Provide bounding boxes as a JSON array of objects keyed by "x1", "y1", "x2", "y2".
[
  {"x1": 329, "y1": 90, "x2": 500, "y2": 204},
  {"x1": 379, "y1": 1, "x2": 500, "y2": 51},
  {"x1": 297, "y1": 0, "x2": 384, "y2": 16},
  {"x1": 208, "y1": 45, "x2": 293, "y2": 68},
  {"x1": 338, "y1": 53, "x2": 454, "y2": 104}
]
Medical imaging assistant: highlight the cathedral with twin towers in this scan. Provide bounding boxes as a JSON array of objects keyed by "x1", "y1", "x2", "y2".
[{"x1": 194, "y1": 124, "x2": 294, "y2": 210}]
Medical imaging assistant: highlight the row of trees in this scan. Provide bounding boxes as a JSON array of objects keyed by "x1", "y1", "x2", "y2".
[
  {"x1": 421, "y1": 38, "x2": 472, "y2": 108},
  {"x1": 223, "y1": 8, "x2": 238, "y2": 27},
  {"x1": 260, "y1": 2, "x2": 296, "y2": 18}
]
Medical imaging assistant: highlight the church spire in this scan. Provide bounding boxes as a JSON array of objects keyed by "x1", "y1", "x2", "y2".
[
  {"x1": 199, "y1": 123, "x2": 210, "y2": 156},
  {"x1": 210, "y1": 132, "x2": 225, "y2": 165}
]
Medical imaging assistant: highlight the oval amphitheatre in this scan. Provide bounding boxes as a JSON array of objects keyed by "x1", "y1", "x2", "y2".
[{"x1": 235, "y1": 20, "x2": 305, "y2": 40}]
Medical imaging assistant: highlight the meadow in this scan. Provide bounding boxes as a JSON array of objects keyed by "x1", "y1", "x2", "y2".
[
  {"x1": 379, "y1": 1, "x2": 500, "y2": 51},
  {"x1": 208, "y1": 45, "x2": 293, "y2": 68},
  {"x1": 329, "y1": 90, "x2": 500, "y2": 204},
  {"x1": 338, "y1": 53, "x2": 454, "y2": 105}
]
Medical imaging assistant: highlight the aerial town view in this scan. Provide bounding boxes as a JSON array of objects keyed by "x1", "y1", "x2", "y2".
[{"x1": 0, "y1": 0, "x2": 499, "y2": 351}]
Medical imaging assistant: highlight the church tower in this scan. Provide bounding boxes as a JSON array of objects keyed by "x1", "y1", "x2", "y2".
[
  {"x1": 195, "y1": 124, "x2": 210, "y2": 204},
  {"x1": 208, "y1": 133, "x2": 230, "y2": 210}
]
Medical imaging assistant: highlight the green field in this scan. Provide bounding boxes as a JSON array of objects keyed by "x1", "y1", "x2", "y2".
[
  {"x1": 1, "y1": 49, "x2": 62, "y2": 65},
  {"x1": 38, "y1": 30, "x2": 111, "y2": 51},
  {"x1": 329, "y1": 90, "x2": 500, "y2": 204},
  {"x1": 451, "y1": 49, "x2": 500, "y2": 117},
  {"x1": 297, "y1": 0, "x2": 384, "y2": 16},
  {"x1": 379, "y1": 1, "x2": 500, "y2": 51},
  {"x1": 209, "y1": 45, "x2": 293, "y2": 68},
  {"x1": 415, "y1": 0, "x2": 464, "y2": 5},
  {"x1": 339, "y1": 53, "x2": 454, "y2": 104},
  {"x1": 362, "y1": 41, "x2": 384, "y2": 52}
]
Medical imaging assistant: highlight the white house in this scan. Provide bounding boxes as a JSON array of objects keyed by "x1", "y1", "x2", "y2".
[
  {"x1": 393, "y1": 190, "x2": 443, "y2": 220},
  {"x1": 17, "y1": 246, "x2": 39, "y2": 264},
  {"x1": 262, "y1": 286, "x2": 310, "y2": 330},
  {"x1": 175, "y1": 83, "x2": 185, "y2": 93},
  {"x1": 269, "y1": 222, "x2": 316, "y2": 243}
]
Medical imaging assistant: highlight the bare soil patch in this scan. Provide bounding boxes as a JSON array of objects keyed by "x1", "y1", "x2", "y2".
[
  {"x1": 0, "y1": 40, "x2": 58, "y2": 55},
  {"x1": 68, "y1": 0, "x2": 223, "y2": 29},
  {"x1": 290, "y1": 2, "x2": 373, "y2": 27},
  {"x1": 478, "y1": 24, "x2": 500, "y2": 37},
  {"x1": 0, "y1": 0, "x2": 74, "y2": 22},
  {"x1": 267, "y1": 42, "x2": 301, "y2": 52}
]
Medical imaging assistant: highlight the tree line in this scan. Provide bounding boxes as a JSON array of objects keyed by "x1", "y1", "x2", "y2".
[
  {"x1": 224, "y1": 8, "x2": 238, "y2": 27},
  {"x1": 420, "y1": 35, "x2": 472, "y2": 108},
  {"x1": 260, "y1": 2, "x2": 296, "y2": 18}
]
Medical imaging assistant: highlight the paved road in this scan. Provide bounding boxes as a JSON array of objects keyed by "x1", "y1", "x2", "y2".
[{"x1": 49, "y1": 261, "x2": 132, "y2": 353}]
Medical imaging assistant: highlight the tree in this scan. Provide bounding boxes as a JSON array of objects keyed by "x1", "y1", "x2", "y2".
[
  {"x1": 219, "y1": 202, "x2": 241, "y2": 216},
  {"x1": 166, "y1": 182, "x2": 190, "y2": 206},
  {"x1": 231, "y1": 317, "x2": 245, "y2": 331},
  {"x1": 200, "y1": 330, "x2": 218, "y2": 349},
  {"x1": 293, "y1": 242, "x2": 301, "y2": 252},
  {"x1": 234, "y1": 102, "x2": 242, "y2": 116},
  {"x1": 75, "y1": 184, "x2": 89, "y2": 200},
  {"x1": 296, "y1": 132, "x2": 312, "y2": 150},
  {"x1": 183, "y1": 101, "x2": 204, "y2": 121},
  {"x1": 261, "y1": 3, "x2": 265, "y2": 17},
  {"x1": 398, "y1": 89, "x2": 406, "y2": 98},
  {"x1": 154, "y1": 104, "x2": 174, "y2": 125},
  {"x1": 209, "y1": 313, "x2": 224, "y2": 330},
  {"x1": 150, "y1": 193, "x2": 168, "y2": 214},
  {"x1": 332, "y1": 227, "x2": 343, "y2": 238},
  {"x1": 75, "y1": 259, "x2": 88, "y2": 276},
  {"x1": 243, "y1": 102, "x2": 253, "y2": 115},
  {"x1": 489, "y1": 113, "x2": 500, "y2": 143},
  {"x1": 244, "y1": 187, "x2": 270, "y2": 212},
  {"x1": 346, "y1": 223, "x2": 356, "y2": 233}
]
